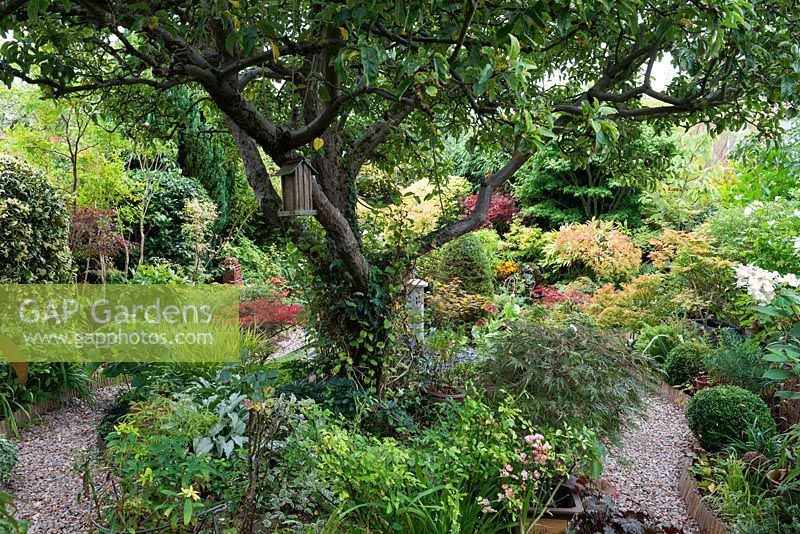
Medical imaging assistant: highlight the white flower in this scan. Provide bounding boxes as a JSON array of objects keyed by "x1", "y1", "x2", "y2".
[
  {"x1": 743, "y1": 206, "x2": 754, "y2": 217},
  {"x1": 780, "y1": 273, "x2": 800, "y2": 288},
  {"x1": 794, "y1": 236, "x2": 800, "y2": 255},
  {"x1": 793, "y1": 210, "x2": 800, "y2": 218},
  {"x1": 735, "y1": 263, "x2": 800, "y2": 305}
]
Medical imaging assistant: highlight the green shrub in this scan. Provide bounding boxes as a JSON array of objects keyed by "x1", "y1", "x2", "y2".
[
  {"x1": 687, "y1": 386, "x2": 775, "y2": 452},
  {"x1": 663, "y1": 343, "x2": 704, "y2": 386},
  {"x1": 0, "y1": 155, "x2": 73, "y2": 282},
  {"x1": 703, "y1": 198, "x2": 800, "y2": 274},
  {"x1": 218, "y1": 235, "x2": 281, "y2": 283},
  {"x1": 436, "y1": 233, "x2": 493, "y2": 296},
  {"x1": 128, "y1": 169, "x2": 215, "y2": 266},
  {"x1": 704, "y1": 330, "x2": 770, "y2": 394},
  {"x1": 0, "y1": 438, "x2": 17, "y2": 486},
  {"x1": 484, "y1": 321, "x2": 644, "y2": 436},
  {"x1": 501, "y1": 219, "x2": 545, "y2": 263}
]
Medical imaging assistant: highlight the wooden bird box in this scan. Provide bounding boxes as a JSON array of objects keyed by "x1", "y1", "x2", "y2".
[{"x1": 276, "y1": 159, "x2": 317, "y2": 217}]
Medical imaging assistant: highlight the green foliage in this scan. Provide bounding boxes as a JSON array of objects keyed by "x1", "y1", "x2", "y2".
[
  {"x1": 128, "y1": 260, "x2": 192, "y2": 284},
  {"x1": 703, "y1": 198, "x2": 800, "y2": 274},
  {"x1": 634, "y1": 322, "x2": 695, "y2": 362},
  {"x1": 0, "y1": 491, "x2": 26, "y2": 533},
  {"x1": 501, "y1": 219, "x2": 545, "y2": 263},
  {"x1": 694, "y1": 453, "x2": 800, "y2": 533},
  {"x1": 721, "y1": 123, "x2": 800, "y2": 206},
  {"x1": 0, "y1": 438, "x2": 17, "y2": 487},
  {"x1": 704, "y1": 330, "x2": 770, "y2": 395},
  {"x1": 291, "y1": 396, "x2": 601, "y2": 532},
  {"x1": 174, "y1": 89, "x2": 237, "y2": 232},
  {"x1": 687, "y1": 386, "x2": 776, "y2": 452},
  {"x1": 435, "y1": 234, "x2": 493, "y2": 296},
  {"x1": 218, "y1": 235, "x2": 282, "y2": 283},
  {"x1": 128, "y1": 169, "x2": 215, "y2": 266},
  {"x1": 0, "y1": 362, "x2": 92, "y2": 435},
  {"x1": 514, "y1": 128, "x2": 676, "y2": 230},
  {"x1": 0, "y1": 155, "x2": 74, "y2": 282},
  {"x1": 102, "y1": 426, "x2": 237, "y2": 530},
  {"x1": 483, "y1": 320, "x2": 644, "y2": 436},
  {"x1": 663, "y1": 342, "x2": 705, "y2": 386},
  {"x1": 640, "y1": 132, "x2": 723, "y2": 231},
  {"x1": 426, "y1": 280, "x2": 491, "y2": 329}
]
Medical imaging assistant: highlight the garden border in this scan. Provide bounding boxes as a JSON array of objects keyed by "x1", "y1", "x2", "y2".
[
  {"x1": 654, "y1": 380, "x2": 729, "y2": 534},
  {"x1": 0, "y1": 376, "x2": 112, "y2": 438}
]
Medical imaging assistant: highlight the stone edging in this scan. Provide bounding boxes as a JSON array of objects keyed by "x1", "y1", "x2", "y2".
[
  {"x1": 654, "y1": 380, "x2": 729, "y2": 534},
  {"x1": 0, "y1": 376, "x2": 112, "y2": 438}
]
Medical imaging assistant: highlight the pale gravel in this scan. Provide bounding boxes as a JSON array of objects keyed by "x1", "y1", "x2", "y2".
[
  {"x1": 602, "y1": 392, "x2": 700, "y2": 533},
  {"x1": 7, "y1": 386, "x2": 118, "y2": 534}
]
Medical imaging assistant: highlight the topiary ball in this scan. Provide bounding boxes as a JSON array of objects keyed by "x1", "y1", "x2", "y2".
[
  {"x1": 663, "y1": 343, "x2": 703, "y2": 386},
  {"x1": 686, "y1": 385, "x2": 775, "y2": 452},
  {"x1": 436, "y1": 233, "x2": 494, "y2": 296}
]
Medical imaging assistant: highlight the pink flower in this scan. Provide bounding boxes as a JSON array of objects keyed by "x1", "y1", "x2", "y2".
[
  {"x1": 534, "y1": 470, "x2": 541, "y2": 479},
  {"x1": 519, "y1": 452, "x2": 527, "y2": 461},
  {"x1": 524, "y1": 434, "x2": 535, "y2": 444},
  {"x1": 504, "y1": 464, "x2": 513, "y2": 473},
  {"x1": 307, "y1": 374, "x2": 317, "y2": 383},
  {"x1": 482, "y1": 498, "x2": 491, "y2": 507},
  {"x1": 497, "y1": 492, "x2": 504, "y2": 501},
  {"x1": 521, "y1": 470, "x2": 529, "y2": 481}
]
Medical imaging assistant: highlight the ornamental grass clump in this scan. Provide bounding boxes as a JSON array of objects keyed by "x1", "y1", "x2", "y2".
[{"x1": 687, "y1": 386, "x2": 775, "y2": 452}]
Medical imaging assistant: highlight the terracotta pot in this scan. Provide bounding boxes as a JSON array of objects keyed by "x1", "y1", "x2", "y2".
[
  {"x1": 693, "y1": 375, "x2": 713, "y2": 391},
  {"x1": 767, "y1": 468, "x2": 787, "y2": 487}
]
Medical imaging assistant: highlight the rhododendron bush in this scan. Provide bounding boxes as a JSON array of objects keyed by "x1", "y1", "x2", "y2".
[{"x1": 545, "y1": 220, "x2": 642, "y2": 283}]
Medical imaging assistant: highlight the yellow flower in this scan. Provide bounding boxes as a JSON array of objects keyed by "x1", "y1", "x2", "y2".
[{"x1": 181, "y1": 485, "x2": 201, "y2": 501}]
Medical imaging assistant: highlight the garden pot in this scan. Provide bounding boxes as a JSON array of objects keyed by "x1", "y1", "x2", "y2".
[
  {"x1": 514, "y1": 479, "x2": 584, "y2": 534},
  {"x1": 424, "y1": 385, "x2": 466, "y2": 404},
  {"x1": 693, "y1": 375, "x2": 712, "y2": 391},
  {"x1": 767, "y1": 468, "x2": 787, "y2": 487}
]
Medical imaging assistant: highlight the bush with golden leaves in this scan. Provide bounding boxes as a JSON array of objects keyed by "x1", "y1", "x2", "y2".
[
  {"x1": 426, "y1": 280, "x2": 492, "y2": 328},
  {"x1": 544, "y1": 220, "x2": 642, "y2": 283}
]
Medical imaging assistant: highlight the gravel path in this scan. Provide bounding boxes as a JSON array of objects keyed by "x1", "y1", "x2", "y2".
[
  {"x1": 7, "y1": 386, "x2": 117, "y2": 533},
  {"x1": 602, "y1": 392, "x2": 700, "y2": 533}
]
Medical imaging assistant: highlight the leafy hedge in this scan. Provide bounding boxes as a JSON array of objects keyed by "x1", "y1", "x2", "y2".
[{"x1": 0, "y1": 155, "x2": 73, "y2": 283}]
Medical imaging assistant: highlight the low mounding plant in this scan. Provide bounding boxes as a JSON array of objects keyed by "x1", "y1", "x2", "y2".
[
  {"x1": 483, "y1": 320, "x2": 644, "y2": 436},
  {"x1": 687, "y1": 386, "x2": 776, "y2": 452},
  {"x1": 426, "y1": 280, "x2": 493, "y2": 328},
  {"x1": 703, "y1": 329, "x2": 770, "y2": 394},
  {"x1": 633, "y1": 321, "x2": 695, "y2": 362},
  {"x1": 584, "y1": 274, "x2": 676, "y2": 330},
  {"x1": 0, "y1": 438, "x2": 17, "y2": 487}
]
